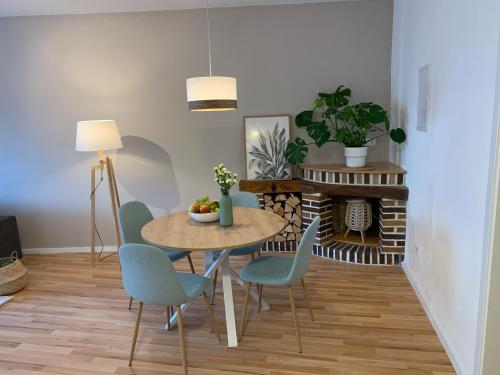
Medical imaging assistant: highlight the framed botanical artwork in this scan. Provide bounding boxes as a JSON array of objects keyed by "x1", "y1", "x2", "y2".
[{"x1": 244, "y1": 115, "x2": 292, "y2": 180}]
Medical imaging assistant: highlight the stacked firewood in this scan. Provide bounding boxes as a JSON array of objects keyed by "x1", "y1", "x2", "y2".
[{"x1": 263, "y1": 193, "x2": 302, "y2": 242}]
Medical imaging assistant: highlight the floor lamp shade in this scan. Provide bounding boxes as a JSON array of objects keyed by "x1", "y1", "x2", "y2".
[
  {"x1": 186, "y1": 76, "x2": 237, "y2": 111},
  {"x1": 76, "y1": 120, "x2": 123, "y2": 152}
]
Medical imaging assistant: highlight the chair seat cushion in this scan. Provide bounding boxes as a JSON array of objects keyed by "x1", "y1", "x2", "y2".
[
  {"x1": 229, "y1": 243, "x2": 261, "y2": 256},
  {"x1": 239, "y1": 256, "x2": 293, "y2": 286},
  {"x1": 160, "y1": 247, "x2": 190, "y2": 262},
  {"x1": 177, "y1": 273, "x2": 210, "y2": 300}
]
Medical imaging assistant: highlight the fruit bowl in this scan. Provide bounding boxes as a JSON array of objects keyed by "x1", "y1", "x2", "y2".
[
  {"x1": 189, "y1": 211, "x2": 220, "y2": 223},
  {"x1": 189, "y1": 196, "x2": 220, "y2": 223}
]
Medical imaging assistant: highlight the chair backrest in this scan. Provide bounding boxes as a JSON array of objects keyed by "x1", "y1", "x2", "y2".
[
  {"x1": 230, "y1": 191, "x2": 260, "y2": 209},
  {"x1": 118, "y1": 201, "x2": 153, "y2": 245},
  {"x1": 286, "y1": 216, "x2": 320, "y2": 284},
  {"x1": 119, "y1": 243, "x2": 189, "y2": 305}
]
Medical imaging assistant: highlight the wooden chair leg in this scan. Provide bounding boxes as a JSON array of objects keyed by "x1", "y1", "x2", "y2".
[
  {"x1": 250, "y1": 253, "x2": 258, "y2": 297},
  {"x1": 300, "y1": 278, "x2": 314, "y2": 321},
  {"x1": 202, "y1": 291, "x2": 221, "y2": 341},
  {"x1": 288, "y1": 285, "x2": 302, "y2": 353},
  {"x1": 176, "y1": 305, "x2": 188, "y2": 375},
  {"x1": 166, "y1": 306, "x2": 171, "y2": 330},
  {"x1": 187, "y1": 254, "x2": 196, "y2": 274},
  {"x1": 239, "y1": 282, "x2": 252, "y2": 341},
  {"x1": 344, "y1": 228, "x2": 350, "y2": 238},
  {"x1": 128, "y1": 296, "x2": 133, "y2": 310},
  {"x1": 258, "y1": 285, "x2": 263, "y2": 313},
  {"x1": 129, "y1": 301, "x2": 143, "y2": 366},
  {"x1": 360, "y1": 230, "x2": 365, "y2": 243}
]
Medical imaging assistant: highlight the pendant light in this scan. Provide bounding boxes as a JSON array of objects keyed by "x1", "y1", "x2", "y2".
[{"x1": 186, "y1": 0, "x2": 237, "y2": 111}]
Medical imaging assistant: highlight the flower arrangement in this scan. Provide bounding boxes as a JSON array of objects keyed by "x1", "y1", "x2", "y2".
[{"x1": 214, "y1": 164, "x2": 237, "y2": 196}]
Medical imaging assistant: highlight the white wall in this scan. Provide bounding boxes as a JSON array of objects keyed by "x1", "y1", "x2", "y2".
[
  {"x1": 478, "y1": 25, "x2": 500, "y2": 375},
  {"x1": 0, "y1": 1, "x2": 394, "y2": 248},
  {"x1": 391, "y1": 1, "x2": 500, "y2": 374}
]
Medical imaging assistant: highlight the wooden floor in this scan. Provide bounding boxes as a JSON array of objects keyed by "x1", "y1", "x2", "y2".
[{"x1": 0, "y1": 252, "x2": 455, "y2": 375}]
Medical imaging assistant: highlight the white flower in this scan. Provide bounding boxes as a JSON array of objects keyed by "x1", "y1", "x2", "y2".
[{"x1": 214, "y1": 163, "x2": 237, "y2": 194}]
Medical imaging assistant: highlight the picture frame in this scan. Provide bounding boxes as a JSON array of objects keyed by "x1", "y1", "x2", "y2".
[{"x1": 244, "y1": 115, "x2": 292, "y2": 180}]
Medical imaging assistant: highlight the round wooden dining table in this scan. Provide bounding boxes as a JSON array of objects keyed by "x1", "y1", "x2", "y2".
[{"x1": 141, "y1": 207, "x2": 285, "y2": 347}]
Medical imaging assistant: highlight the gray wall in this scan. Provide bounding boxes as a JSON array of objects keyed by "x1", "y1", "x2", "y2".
[{"x1": 0, "y1": 1, "x2": 393, "y2": 249}]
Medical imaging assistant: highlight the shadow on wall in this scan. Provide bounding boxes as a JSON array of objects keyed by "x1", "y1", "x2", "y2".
[{"x1": 115, "y1": 136, "x2": 180, "y2": 211}]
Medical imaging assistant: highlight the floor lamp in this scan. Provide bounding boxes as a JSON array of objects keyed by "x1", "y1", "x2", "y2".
[{"x1": 76, "y1": 120, "x2": 123, "y2": 266}]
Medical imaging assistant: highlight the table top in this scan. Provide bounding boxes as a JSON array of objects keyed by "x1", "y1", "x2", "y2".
[{"x1": 141, "y1": 207, "x2": 286, "y2": 251}]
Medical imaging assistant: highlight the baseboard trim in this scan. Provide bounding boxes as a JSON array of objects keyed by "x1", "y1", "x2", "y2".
[
  {"x1": 23, "y1": 246, "x2": 117, "y2": 255},
  {"x1": 402, "y1": 261, "x2": 464, "y2": 375}
]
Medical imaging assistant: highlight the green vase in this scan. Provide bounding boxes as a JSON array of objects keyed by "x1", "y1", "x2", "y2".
[{"x1": 219, "y1": 194, "x2": 233, "y2": 227}]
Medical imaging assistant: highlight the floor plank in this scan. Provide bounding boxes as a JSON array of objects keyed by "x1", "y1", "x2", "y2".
[{"x1": 0, "y1": 253, "x2": 455, "y2": 375}]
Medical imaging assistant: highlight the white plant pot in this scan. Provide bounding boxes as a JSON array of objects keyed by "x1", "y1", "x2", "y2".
[{"x1": 344, "y1": 146, "x2": 368, "y2": 168}]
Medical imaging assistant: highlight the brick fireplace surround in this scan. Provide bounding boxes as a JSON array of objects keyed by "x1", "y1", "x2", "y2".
[{"x1": 240, "y1": 162, "x2": 409, "y2": 266}]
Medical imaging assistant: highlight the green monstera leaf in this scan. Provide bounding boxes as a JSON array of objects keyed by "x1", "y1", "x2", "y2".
[
  {"x1": 306, "y1": 121, "x2": 331, "y2": 147},
  {"x1": 332, "y1": 85, "x2": 351, "y2": 107},
  {"x1": 366, "y1": 104, "x2": 387, "y2": 124},
  {"x1": 318, "y1": 85, "x2": 351, "y2": 108},
  {"x1": 390, "y1": 128, "x2": 406, "y2": 144},
  {"x1": 285, "y1": 138, "x2": 309, "y2": 165},
  {"x1": 295, "y1": 111, "x2": 314, "y2": 127},
  {"x1": 336, "y1": 106, "x2": 354, "y2": 123},
  {"x1": 335, "y1": 128, "x2": 349, "y2": 144}
]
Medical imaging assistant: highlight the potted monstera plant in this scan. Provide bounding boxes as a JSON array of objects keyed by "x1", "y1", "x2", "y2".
[{"x1": 285, "y1": 85, "x2": 406, "y2": 167}]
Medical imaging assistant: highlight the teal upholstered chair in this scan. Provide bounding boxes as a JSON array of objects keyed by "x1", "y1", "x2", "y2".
[
  {"x1": 238, "y1": 216, "x2": 320, "y2": 352},
  {"x1": 119, "y1": 201, "x2": 196, "y2": 311},
  {"x1": 119, "y1": 243, "x2": 220, "y2": 373},
  {"x1": 228, "y1": 192, "x2": 262, "y2": 256},
  {"x1": 210, "y1": 192, "x2": 263, "y2": 303}
]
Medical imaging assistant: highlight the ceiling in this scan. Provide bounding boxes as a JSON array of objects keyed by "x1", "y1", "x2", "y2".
[{"x1": 0, "y1": 0, "x2": 360, "y2": 17}]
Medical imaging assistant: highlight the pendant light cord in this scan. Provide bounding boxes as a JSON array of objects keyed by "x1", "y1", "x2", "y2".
[{"x1": 206, "y1": 0, "x2": 212, "y2": 76}]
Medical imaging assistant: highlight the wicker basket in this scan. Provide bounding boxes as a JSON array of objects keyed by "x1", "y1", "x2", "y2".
[
  {"x1": 345, "y1": 199, "x2": 372, "y2": 243},
  {"x1": 0, "y1": 251, "x2": 28, "y2": 295}
]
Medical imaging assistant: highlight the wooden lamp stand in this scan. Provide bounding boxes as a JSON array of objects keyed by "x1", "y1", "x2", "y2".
[
  {"x1": 76, "y1": 120, "x2": 124, "y2": 266},
  {"x1": 90, "y1": 155, "x2": 121, "y2": 267}
]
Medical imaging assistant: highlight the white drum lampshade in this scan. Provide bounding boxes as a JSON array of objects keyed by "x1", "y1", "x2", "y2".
[
  {"x1": 186, "y1": 76, "x2": 237, "y2": 111},
  {"x1": 76, "y1": 120, "x2": 123, "y2": 160}
]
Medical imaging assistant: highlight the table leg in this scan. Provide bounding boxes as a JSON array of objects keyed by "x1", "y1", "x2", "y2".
[
  {"x1": 204, "y1": 250, "x2": 217, "y2": 299},
  {"x1": 207, "y1": 252, "x2": 270, "y2": 311},
  {"x1": 166, "y1": 250, "x2": 230, "y2": 331},
  {"x1": 221, "y1": 255, "x2": 238, "y2": 347},
  {"x1": 230, "y1": 269, "x2": 270, "y2": 311}
]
